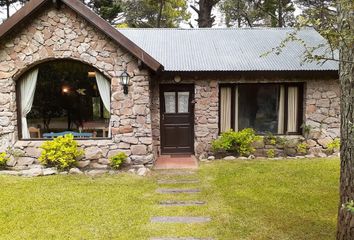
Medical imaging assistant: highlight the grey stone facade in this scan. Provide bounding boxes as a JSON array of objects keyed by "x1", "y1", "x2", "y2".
[
  {"x1": 0, "y1": 4, "x2": 341, "y2": 170},
  {"x1": 0, "y1": 6, "x2": 154, "y2": 168}
]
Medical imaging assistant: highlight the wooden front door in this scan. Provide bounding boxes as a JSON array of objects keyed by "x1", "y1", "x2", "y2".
[{"x1": 160, "y1": 84, "x2": 194, "y2": 154}]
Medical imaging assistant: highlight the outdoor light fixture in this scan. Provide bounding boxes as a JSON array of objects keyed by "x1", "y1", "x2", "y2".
[
  {"x1": 120, "y1": 71, "x2": 130, "y2": 95},
  {"x1": 174, "y1": 75, "x2": 181, "y2": 83}
]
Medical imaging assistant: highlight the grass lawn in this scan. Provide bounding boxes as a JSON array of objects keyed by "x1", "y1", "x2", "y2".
[{"x1": 0, "y1": 158, "x2": 339, "y2": 240}]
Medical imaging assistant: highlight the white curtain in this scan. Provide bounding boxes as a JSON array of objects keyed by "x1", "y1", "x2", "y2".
[
  {"x1": 220, "y1": 87, "x2": 232, "y2": 132},
  {"x1": 234, "y1": 87, "x2": 239, "y2": 132},
  {"x1": 95, "y1": 72, "x2": 111, "y2": 137},
  {"x1": 20, "y1": 68, "x2": 39, "y2": 139},
  {"x1": 277, "y1": 86, "x2": 285, "y2": 134},
  {"x1": 287, "y1": 86, "x2": 299, "y2": 132}
]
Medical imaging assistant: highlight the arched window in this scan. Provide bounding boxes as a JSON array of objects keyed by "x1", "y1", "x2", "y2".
[{"x1": 18, "y1": 60, "x2": 111, "y2": 139}]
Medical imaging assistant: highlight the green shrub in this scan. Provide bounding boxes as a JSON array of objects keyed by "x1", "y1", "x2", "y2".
[
  {"x1": 0, "y1": 152, "x2": 9, "y2": 169},
  {"x1": 276, "y1": 136, "x2": 287, "y2": 146},
  {"x1": 6, "y1": 147, "x2": 23, "y2": 158},
  {"x1": 297, "y1": 142, "x2": 309, "y2": 154},
  {"x1": 327, "y1": 138, "x2": 340, "y2": 152},
  {"x1": 264, "y1": 132, "x2": 276, "y2": 145},
  {"x1": 110, "y1": 152, "x2": 127, "y2": 169},
  {"x1": 300, "y1": 123, "x2": 312, "y2": 139},
  {"x1": 266, "y1": 149, "x2": 276, "y2": 158},
  {"x1": 212, "y1": 128, "x2": 260, "y2": 156},
  {"x1": 39, "y1": 134, "x2": 84, "y2": 170}
]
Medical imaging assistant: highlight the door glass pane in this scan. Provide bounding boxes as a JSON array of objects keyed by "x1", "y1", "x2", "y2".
[
  {"x1": 178, "y1": 92, "x2": 189, "y2": 113},
  {"x1": 164, "y1": 92, "x2": 176, "y2": 113}
]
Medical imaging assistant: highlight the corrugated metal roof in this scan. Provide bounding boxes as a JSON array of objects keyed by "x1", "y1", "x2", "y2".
[{"x1": 118, "y1": 28, "x2": 338, "y2": 72}]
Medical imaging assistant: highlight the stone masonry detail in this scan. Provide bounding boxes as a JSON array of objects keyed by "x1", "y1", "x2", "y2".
[
  {"x1": 305, "y1": 79, "x2": 341, "y2": 155},
  {"x1": 0, "y1": 6, "x2": 154, "y2": 168}
]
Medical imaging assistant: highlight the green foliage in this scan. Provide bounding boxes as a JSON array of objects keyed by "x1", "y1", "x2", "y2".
[
  {"x1": 86, "y1": 0, "x2": 123, "y2": 24},
  {"x1": 300, "y1": 123, "x2": 312, "y2": 138},
  {"x1": 266, "y1": 149, "x2": 276, "y2": 158},
  {"x1": 265, "y1": 0, "x2": 353, "y2": 65},
  {"x1": 39, "y1": 134, "x2": 84, "y2": 170},
  {"x1": 212, "y1": 128, "x2": 260, "y2": 156},
  {"x1": 327, "y1": 138, "x2": 340, "y2": 152},
  {"x1": 297, "y1": 142, "x2": 308, "y2": 154},
  {"x1": 343, "y1": 200, "x2": 354, "y2": 213},
  {"x1": 110, "y1": 152, "x2": 127, "y2": 169},
  {"x1": 276, "y1": 136, "x2": 287, "y2": 146},
  {"x1": 264, "y1": 132, "x2": 277, "y2": 145},
  {"x1": 0, "y1": 152, "x2": 9, "y2": 169},
  {"x1": 122, "y1": 0, "x2": 190, "y2": 28},
  {"x1": 6, "y1": 146, "x2": 23, "y2": 158},
  {"x1": 220, "y1": 0, "x2": 295, "y2": 27}
]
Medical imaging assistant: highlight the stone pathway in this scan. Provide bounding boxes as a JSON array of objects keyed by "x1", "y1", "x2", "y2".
[
  {"x1": 158, "y1": 200, "x2": 206, "y2": 206},
  {"x1": 150, "y1": 169, "x2": 213, "y2": 240},
  {"x1": 151, "y1": 238, "x2": 213, "y2": 240},
  {"x1": 156, "y1": 188, "x2": 201, "y2": 194}
]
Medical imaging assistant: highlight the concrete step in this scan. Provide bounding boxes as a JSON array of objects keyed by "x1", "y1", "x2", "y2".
[
  {"x1": 157, "y1": 179, "x2": 200, "y2": 184},
  {"x1": 151, "y1": 216, "x2": 211, "y2": 223},
  {"x1": 156, "y1": 188, "x2": 201, "y2": 194},
  {"x1": 159, "y1": 200, "x2": 206, "y2": 206}
]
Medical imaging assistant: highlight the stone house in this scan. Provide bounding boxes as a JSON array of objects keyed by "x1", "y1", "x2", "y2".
[{"x1": 0, "y1": 0, "x2": 339, "y2": 168}]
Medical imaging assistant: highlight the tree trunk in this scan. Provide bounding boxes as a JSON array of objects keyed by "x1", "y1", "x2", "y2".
[
  {"x1": 337, "y1": 0, "x2": 354, "y2": 239},
  {"x1": 156, "y1": 0, "x2": 164, "y2": 28},
  {"x1": 191, "y1": 0, "x2": 220, "y2": 28},
  {"x1": 237, "y1": 0, "x2": 241, "y2": 28},
  {"x1": 6, "y1": 0, "x2": 10, "y2": 18},
  {"x1": 277, "y1": 0, "x2": 283, "y2": 27}
]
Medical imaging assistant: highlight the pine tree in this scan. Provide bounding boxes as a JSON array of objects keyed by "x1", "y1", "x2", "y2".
[
  {"x1": 122, "y1": 0, "x2": 190, "y2": 28},
  {"x1": 220, "y1": 0, "x2": 295, "y2": 27}
]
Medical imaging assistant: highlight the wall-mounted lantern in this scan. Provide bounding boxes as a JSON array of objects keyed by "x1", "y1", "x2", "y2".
[
  {"x1": 120, "y1": 71, "x2": 130, "y2": 95},
  {"x1": 174, "y1": 75, "x2": 181, "y2": 83}
]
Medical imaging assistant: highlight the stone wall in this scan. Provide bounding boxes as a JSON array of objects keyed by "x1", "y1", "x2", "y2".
[
  {"x1": 0, "y1": 5, "x2": 154, "y2": 167},
  {"x1": 305, "y1": 79, "x2": 341, "y2": 155},
  {"x1": 150, "y1": 77, "x2": 340, "y2": 159}
]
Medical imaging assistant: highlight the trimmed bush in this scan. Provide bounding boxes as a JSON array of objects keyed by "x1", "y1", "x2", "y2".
[
  {"x1": 39, "y1": 134, "x2": 84, "y2": 170},
  {"x1": 110, "y1": 152, "x2": 127, "y2": 169},
  {"x1": 296, "y1": 142, "x2": 309, "y2": 154},
  {"x1": 266, "y1": 149, "x2": 276, "y2": 158},
  {"x1": 327, "y1": 138, "x2": 340, "y2": 152},
  {"x1": 212, "y1": 128, "x2": 260, "y2": 157},
  {"x1": 0, "y1": 152, "x2": 9, "y2": 169}
]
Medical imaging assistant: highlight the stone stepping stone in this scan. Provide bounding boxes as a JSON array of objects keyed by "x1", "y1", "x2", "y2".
[
  {"x1": 157, "y1": 179, "x2": 200, "y2": 184},
  {"x1": 157, "y1": 171, "x2": 196, "y2": 176},
  {"x1": 159, "y1": 200, "x2": 206, "y2": 206},
  {"x1": 151, "y1": 238, "x2": 213, "y2": 240},
  {"x1": 151, "y1": 216, "x2": 211, "y2": 223},
  {"x1": 156, "y1": 188, "x2": 200, "y2": 194}
]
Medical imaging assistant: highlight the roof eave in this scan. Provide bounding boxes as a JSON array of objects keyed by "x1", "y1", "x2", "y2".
[{"x1": 0, "y1": 0, "x2": 48, "y2": 40}]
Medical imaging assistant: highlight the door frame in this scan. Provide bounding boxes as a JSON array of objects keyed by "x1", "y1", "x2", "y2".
[{"x1": 159, "y1": 84, "x2": 195, "y2": 155}]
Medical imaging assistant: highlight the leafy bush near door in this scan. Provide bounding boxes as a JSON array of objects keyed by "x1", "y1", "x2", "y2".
[
  {"x1": 39, "y1": 134, "x2": 84, "y2": 170},
  {"x1": 212, "y1": 128, "x2": 260, "y2": 157}
]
